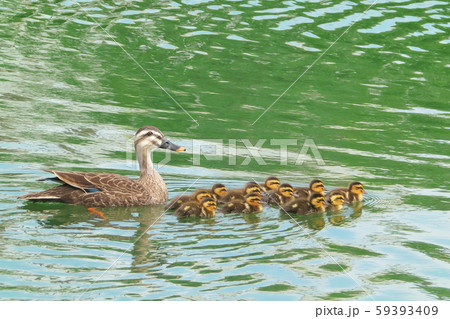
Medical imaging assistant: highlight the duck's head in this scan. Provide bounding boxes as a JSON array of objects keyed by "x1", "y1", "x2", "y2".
[
  {"x1": 212, "y1": 183, "x2": 227, "y2": 198},
  {"x1": 193, "y1": 190, "x2": 213, "y2": 202},
  {"x1": 278, "y1": 183, "x2": 294, "y2": 198},
  {"x1": 329, "y1": 193, "x2": 345, "y2": 206},
  {"x1": 348, "y1": 182, "x2": 366, "y2": 195},
  {"x1": 134, "y1": 126, "x2": 185, "y2": 152},
  {"x1": 201, "y1": 197, "x2": 217, "y2": 215},
  {"x1": 245, "y1": 192, "x2": 262, "y2": 207},
  {"x1": 264, "y1": 176, "x2": 280, "y2": 191},
  {"x1": 244, "y1": 182, "x2": 261, "y2": 195},
  {"x1": 309, "y1": 179, "x2": 325, "y2": 195},
  {"x1": 310, "y1": 192, "x2": 325, "y2": 208}
]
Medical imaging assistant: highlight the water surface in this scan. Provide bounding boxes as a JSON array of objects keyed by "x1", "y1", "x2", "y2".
[{"x1": 0, "y1": 0, "x2": 449, "y2": 300}]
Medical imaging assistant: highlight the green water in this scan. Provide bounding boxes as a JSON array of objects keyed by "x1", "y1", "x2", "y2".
[{"x1": 0, "y1": 0, "x2": 449, "y2": 300}]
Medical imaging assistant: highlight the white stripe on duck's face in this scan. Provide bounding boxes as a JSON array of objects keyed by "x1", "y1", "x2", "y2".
[{"x1": 134, "y1": 129, "x2": 164, "y2": 150}]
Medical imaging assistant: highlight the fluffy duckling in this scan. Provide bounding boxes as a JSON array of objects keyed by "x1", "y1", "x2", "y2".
[
  {"x1": 326, "y1": 191, "x2": 346, "y2": 211},
  {"x1": 222, "y1": 192, "x2": 263, "y2": 214},
  {"x1": 293, "y1": 179, "x2": 325, "y2": 198},
  {"x1": 165, "y1": 189, "x2": 212, "y2": 210},
  {"x1": 326, "y1": 181, "x2": 366, "y2": 203},
  {"x1": 265, "y1": 183, "x2": 294, "y2": 206},
  {"x1": 281, "y1": 192, "x2": 325, "y2": 215},
  {"x1": 260, "y1": 176, "x2": 281, "y2": 193},
  {"x1": 220, "y1": 181, "x2": 261, "y2": 203},
  {"x1": 175, "y1": 197, "x2": 217, "y2": 218},
  {"x1": 197, "y1": 183, "x2": 227, "y2": 201}
]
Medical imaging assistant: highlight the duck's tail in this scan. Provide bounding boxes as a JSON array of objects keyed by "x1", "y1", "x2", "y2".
[{"x1": 18, "y1": 185, "x2": 76, "y2": 202}]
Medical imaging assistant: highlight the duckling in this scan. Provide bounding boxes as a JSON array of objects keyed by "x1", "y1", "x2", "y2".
[
  {"x1": 325, "y1": 181, "x2": 366, "y2": 203},
  {"x1": 265, "y1": 183, "x2": 294, "y2": 205},
  {"x1": 175, "y1": 197, "x2": 217, "y2": 218},
  {"x1": 326, "y1": 191, "x2": 346, "y2": 211},
  {"x1": 281, "y1": 192, "x2": 325, "y2": 215},
  {"x1": 206, "y1": 183, "x2": 228, "y2": 201},
  {"x1": 293, "y1": 179, "x2": 325, "y2": 198},
  {"x1": 260, "y1": 176, "x2": 281, "y2": 193},
  {"x1": 222, "y1": 192, "x2": 263, "y2": 214},
  {"x1": 195, "y1": 183, "x2": 227, "y2": 201},
  {"x1": 165, "y1": 189, "x2": 212, "y2": 210},
  {"x1": 220, "y1": 181, "x2": 261, "y2": 203}
]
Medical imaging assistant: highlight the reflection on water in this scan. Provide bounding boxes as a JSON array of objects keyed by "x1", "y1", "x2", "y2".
[{"x1": 1, "y1": 0, "x2": 449, "y2": 300}]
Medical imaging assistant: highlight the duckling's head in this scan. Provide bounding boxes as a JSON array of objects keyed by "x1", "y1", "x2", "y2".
[
  {"x1": 264, "y1": 176, "x2": 280, "y2": 190},
  {"x1": 348, "y1": 182, "x2": 366, "y2": 195},
  {"x1": 201, "y1": 197, "x2": 217, "y2": 215},
  {"x1": 310, "y1": 192, "x2": 325, "y2": 208},
  {"x1": 278, "y1": 183, "x2": 294, "y2": 198},
  {"x1": 245, "y1": 192, "x2": 262, "y2": 207},
  {"x1": 309, "y1": 179, "x2": 325, "y2": 195},
  {"x1": 244, "y1": 182, "x2": 262, "y2": 195},
  {"x1": 329, "y1": 193, "x2": 345, "y2": 206},
  {"x1": 193, "y1": 190, "x2": 213, "y2": 202},
  {"x1": 212, "y1": 183, "x2": 227, "y2": 198},
  {"x1": 134, "y1": 126, "x2": 185, "y2": 152}
]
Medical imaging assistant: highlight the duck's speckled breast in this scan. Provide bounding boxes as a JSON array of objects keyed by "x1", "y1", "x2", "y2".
[{"x1": 140, "y1": 170, "x2": 168, "y2": 205}]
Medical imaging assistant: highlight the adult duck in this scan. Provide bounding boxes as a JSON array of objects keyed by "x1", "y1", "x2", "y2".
[{"x1": 18, "y1": 126, "x2": 185, "y2": 207}]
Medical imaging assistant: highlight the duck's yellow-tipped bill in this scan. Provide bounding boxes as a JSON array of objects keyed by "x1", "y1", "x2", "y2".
[{"x1": 159, "y1": 137, "x2": 186, "y2": 152}]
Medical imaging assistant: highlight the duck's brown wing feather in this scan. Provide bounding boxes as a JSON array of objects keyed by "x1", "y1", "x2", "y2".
[
  {"x1": 44, "y1": 170, "x2": 144, "y2": 193},
  {"x1": 19, "y1": 171, "x2": 152, "y2": 207},
  {"x1": 18, "y1": 184, "x2": 82, "y2": 201}
]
